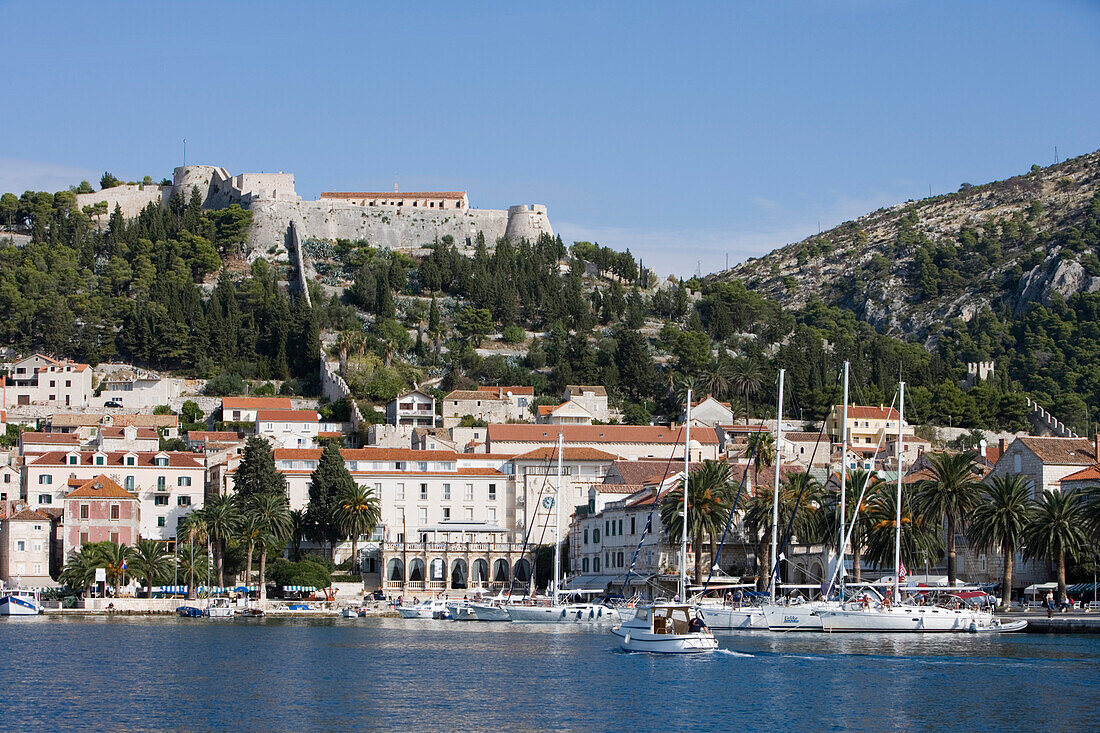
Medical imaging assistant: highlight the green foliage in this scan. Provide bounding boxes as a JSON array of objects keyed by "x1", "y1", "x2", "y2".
[
  {"x1": 100, "y1": 172, "x2": 121, "y2": 189},
  {"x1": 501, "y1": 324, "x2": 525, "y2": 344},
  {"x1": 204, "y1": 371, "x2": 246, "y2": 396},
  {"x1": 180, "y1": 400, "x2": 203, "y2": 424},
  {"x1": 234, "y1": 437, "x2": 287, "y2": 504},
  {"x1": 305, "y1": 444, "x2": 355, "y2": 552},
  {"x1": 458, "y1": 415, "x2": 489, "y2": 428},
  {"x1": 266, "y1": 557, "x2": 333, "y2": 590}
]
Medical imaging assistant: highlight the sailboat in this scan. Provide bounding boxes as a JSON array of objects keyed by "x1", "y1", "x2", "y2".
[
  {"x1": 612, "y1": 391, "x2": 718, "y2": 653},
  {"x1": 817, "y1": 382, "x2": 997, "y2": 632},
  {"x1": 761, "y1": 364, "x2": 848, "y2": 632},
  {"x1": 509, "y1": 434, "x2": 621, "y2": 625}
]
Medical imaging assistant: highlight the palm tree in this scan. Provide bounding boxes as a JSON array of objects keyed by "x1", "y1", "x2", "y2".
[
  {"x1": 967, "y1": 474, "x2": 1035, "y2": 608},
  {"x1": 175, "y1": 543, "x2": 209, "y2": 597},
  {"x1": 912, "y1": 451, "x2": 983, "y2": 586},
  {"x1": 731, "y1": 357, "x2": 763, "y2": 424},
  {"x1": 745, "y1": 431, "x2": 775, "y2": 489},
  {"x1": 742, "y1": 472, "x2": 825, "y2": 590},
  {"x1": 1023, "y1": 489, "x2": 1089, "y2": 605},
  {"x1": 177, "y1": 513, "x2": 209, "y2": 600},
  {"x1": 701, "y1": 357, "x2": 733, "y2": 400},
  {"x1": 201, "y1": 494, "x2": 241, "y2": 587},
  {"x1": 59, "y1": 546, "x2": 101, "y2": 592},
  {"x1": 249, "y1": 493, "x2": 293, "y2": 601},
  {"x1": 820, "y1": 470, "x2": 882, "y2": 583},
  {"x1": 335, "y1": 484, "x2": 382, "y2": 575},
  {"x1": 659, "y1": 460, "x2": 736, "y2": 584},
  {"x1": 863, "y1": 486, "x2": 941, "y2": 574},
  {"x1": 288, "y1": 508, "x2": 307, "y2": 561},
  {"x1": 130, "y1": 539, "x2": 174, "y2": 598},
  {"x1": 93, "y1": 541, "x2": 133, "y2": 597},
  {"x1": 238, "y1": 513, "x2": 264, "y2": 589}
]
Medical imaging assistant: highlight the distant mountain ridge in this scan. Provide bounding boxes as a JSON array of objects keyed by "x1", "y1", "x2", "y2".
[{"x1": 714, "y1": 150, "x2": 1100, "y2": 343}]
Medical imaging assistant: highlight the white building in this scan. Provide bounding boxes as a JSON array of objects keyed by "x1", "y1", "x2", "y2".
[
  {"x1": 221, "y1": 397, "x2": 293, "y2": 424},
  {"x1": 96, "y1": 426, "x2": 160, "y2": 452},
  {"x1": 22, "y1": 450, "x2": 204, "y2": 540},
  {"x1": 681, "y1": 395, "x2": 736, "y2": 426},
  {"x1": 486, "y1": 424, "x2": 720, "y2": 461},
  {"x1": 511, "y1": 447, "x2": 620, "y2": 547},
  {"x1": 441, "y1": 386, "x2": 533, "y2": 426},
  {"x1": 256, "y1": 409, "x2": 320, "y2": 449},
  {"x1": 563, "y1": 386, "x2": 610, "y2": 422},
  {"x1": 1, "y1": 354, "x2": 92, "y2": 408},
  {"x1": 386, "y1": 389, "x2": 436, "y2": 428},
  {"x1": 93, "y1": 365, "x2": 182, "y2": 410},
  {"x1": 0, "y1": 507, "x2": 55, "y2": 587},
  {"x1": 536, "y1": 399, "x2": 595, "y2": 425}
]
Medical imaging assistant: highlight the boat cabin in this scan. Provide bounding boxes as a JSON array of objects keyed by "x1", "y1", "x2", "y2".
[{"x1": 641, "y1": 605, "x2": 694, "y2": 635}]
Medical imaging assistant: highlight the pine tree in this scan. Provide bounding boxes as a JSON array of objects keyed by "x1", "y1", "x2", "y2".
[
  {"x1": 305, "y1": 443, "x2": 355, "y2": 556},
  {"x1": 233, "y1": 437, "x2": 286, "y2": 505}
]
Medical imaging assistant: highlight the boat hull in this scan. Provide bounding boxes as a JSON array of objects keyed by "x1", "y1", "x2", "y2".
[
  {"x1": 205, "y1": 607, "x2": 234, "y2": 618},
  {"x1": 819, "y1": 606, "x2": 993, "y2": 632},
  {"x1": 760, "y1": 602, "x2": 840, "y2": 632},
  {"x1": 611, "y1": 626, "x2": 719, "y2": 653},
  {"x1": 698, "y1": 605, "x2": 767, "y2": 630},
  {"x1": 507, "y1": 604, "x2": 620, "y2": 624},
  {"x1": 469, "y1": 603, "x2": 510, "y2": 622}
]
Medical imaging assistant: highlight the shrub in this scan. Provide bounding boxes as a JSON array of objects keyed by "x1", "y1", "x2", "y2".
[{"x1": 502, "y1": 325, "x2": 525, "y2": 344}]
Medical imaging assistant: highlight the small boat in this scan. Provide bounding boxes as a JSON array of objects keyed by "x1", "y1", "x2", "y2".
[
  {"x1": 339, "y1": 606, "x2": 359, "y2": 618},
  {"x1": 445, "y1": 600, "x2": 479, "y2": 621},
  {"x1": 397, "y1": 599, "x2": 448, "y2": 619},
  {"x1": 238, "y1": 605, "x2": 265, "y2": 617},
  {"x1": 612, "y1": 603, "x2": 719, "y2": 654},
  {"x1": 507, "y1": 602, "x2": 621, "y2": 625},
  {"x1": 0, "y1": 589, "x2": 44, "y2": 616},
  {"x1": 205, "y1": 597, "x2": 235, "y2": 618},
  {"x1": 176, "y1": 605, "x2": 204, "y2": 618},
  {"x1": 970, "y1": 618, "x2": 1028, "y2": 633}
]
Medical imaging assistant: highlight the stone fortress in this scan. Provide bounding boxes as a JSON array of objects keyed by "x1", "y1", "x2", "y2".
[{"x1": 75, "y1": 165, "x2": 554, "y2": 252}]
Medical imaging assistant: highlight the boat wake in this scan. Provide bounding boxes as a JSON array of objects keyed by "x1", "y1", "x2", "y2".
[{"x1": 715, "y1": 649, "x2": 753, "y2": 658}]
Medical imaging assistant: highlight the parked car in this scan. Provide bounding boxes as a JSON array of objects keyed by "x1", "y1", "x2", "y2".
[{"x1": 104, "y1": 400, "x2": 123, "y2": 408}]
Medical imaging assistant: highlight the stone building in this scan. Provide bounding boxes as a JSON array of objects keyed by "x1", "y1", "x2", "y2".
[
  {"x1": 0, "y1": 506, "x2": 54, "y2": 587},
  {"x1": 62, "y1": 475, "x2": 141, "y2": 557}
]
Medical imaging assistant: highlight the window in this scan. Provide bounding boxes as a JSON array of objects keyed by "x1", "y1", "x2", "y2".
[
  {"x1": 80, "y1": 532, "x2": 89, "y2": 545},
  {"x1": 37, "y1": 494, "x2": 52, "y2": 505},
  {"x1": 80, "y1": 503, "x2": 90, "y2": 519},
  {"x1": 630, "y1": 517, "x2": 636, "y2": 534},
  {"x1": 1013, "y1": 454, "x2": 1022, "y2": 473},
  {"x1": 157, "y1": 516, "x2": 166, "y2": 527},
  {"x1": 109, "y1": 531, "x2": 119, "y2": 545},
  {"x1": 488, "y1": 483, "x2": 497, "y2": 500},
  {"x1": 155, "y1": 495, "x2": 169, "y2": 506},
  {"x1": 594, "y1": 528, "x2": 600, "y2": 543},
  {"x1": 178, "y1": 476, "x2": 191, "y2": 487},
  {"x1": 177, "y1": 496, "x2": 191, "y2": 506},
  {"x1": 443, "y1": 508, "x2": 451, "y2": 520},
  {"x1": 464, "y1": 508, "x2": 473, "y2": 521},
  {"x1": 126, "y1": 456, "x2": 136, "y2": 466},
  {"x1": 157, "y1": 476, "x2": 166, "y2": 491},
  {"x1": 418, "y1": 508, "x2": 427, "y2": 524},
  {"x1": 617, "y1": 551, "x2": 624, "y2": 567},
  {"x1": 418, "y1": 462, "x2": 428, "y2": 472},
  {"x1": 155, "y1": 456, "x2": 168, "y2": 467},
  {"x1": 594, "y1": 557, "x2": 601, "y2": 572},
  {"x1": 95, "y1": 455, "x2": 105, "y2": 466},
  {"x1": 443, "y1": 483, "x2": 451, "y2": 500},
  {"x1": 420, "y1": 483, "x2": 428, "y2": 500},
  {"x1": 618, "y1": 519, "x2": 623, "y2": 535},
  {"x1": 465, "y1": 484, "x2": 473, "y2": 500},
  {"x1": 68, "y1": 455, "x2": 78, "y2": 465},
  {"x1": 16, "y1": 540, "x2": 25, "y2": 551},
  {"x1": 584, "y1": 528, "x2": 589, "y2": 544},
  {"x1": 488, "y1": 508, "x2": 496, "y2": 522},
  {"x1": 39, "y1": 474, "x2": 52, "y2": 485},
  {"x1": 110, "y1": 504, "x2": 120, "y2": 520},
  {"x1": 583, "y1": 558, "x2": 589, "y2": 572},
  {"x1": 125, "y1": 476, "x2": 135, "y2": 491},
  {"x1": 396, "y1": 483, "x2": 405, "y2": 500},
  {"x1": 605, "y1": 520, "x2": 610, "y2": 536}
]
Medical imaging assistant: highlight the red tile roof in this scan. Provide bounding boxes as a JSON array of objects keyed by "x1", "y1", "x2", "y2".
[
  {"x1": 488, "y1": 424, "x2": 719, "y2": 445},
  {"x1": 512, "y1": 447, "x2": 622, "y2": 462},
  {"x1": 65, "y1": 475, "x2": 137, "y2": 500},
  {"x1": 99, "y1": 427, "x2": 158, "y2": 439},
  {"x1": 256, "y1": 409, "x2": 319, "y2": 422},
  {"x1": 222, "y1": 397, "x2": 294, "y2": 410},
  {"x1": 29, "y1": 450, "x2": 203, "y2": 469},
  {"x1": 6, "y1": 507, "x2": 52, "y2": 521},
  {"x1": 477, "y1": 385, "x2": 534, "y2": 396},
  {"x1": 111, "y1": 414, "x2": 178, "y2": 428},
  {"x1": 1017, "y1": 437, "x2": 1096, "y2": 465},
  {"x1": 187, "y1": 431, "x2": 247, "y2": 442},
  {"x1": 566, "y1": 385, "x2": 607, "y2": 397},
  {"x1": 445, "y1": 390, "x2": 507, "y2": 402},
  {"x1": 1060, "y1": 465, "x2": 1100, "y2": 482},
  {"x1": 20, "y1": 432, "x2": 81, "y2": 445}
]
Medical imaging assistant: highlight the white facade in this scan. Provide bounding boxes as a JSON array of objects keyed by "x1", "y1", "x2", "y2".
[
  {"x1": 2, "y1": 354, "x2": 92, "y2": 409},
  {"x1": 681, "y1": 396, "x2": 736, "y2": 426},
  {"x1": 0, "y1": 509, "x2": 54, "y2": 587},
  {"x1": 487, "y1": 425, "x2": 720, "y2": 462},
  {"x1": 93, "y1": 366, "x2": 182, "y2": 410},
  {"x1": 386, "y1": 390, "x2": 436, "y2": 428},
  {"x1": 255, "y1": 410, "x2": 319, "y2": 449},
  {"x1": 564, "y1": 386, "x2": 609, "y2": 422},
  {"x1": 221, "y1": 397, "x2": 294, "y2": 424},
  {"x1": 22, "y1": 450, "x2": 204, "y2": 540}
]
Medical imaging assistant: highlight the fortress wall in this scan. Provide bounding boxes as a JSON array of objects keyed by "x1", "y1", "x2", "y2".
[
  {"x1": 505, "y1": 204, "x2": 554, "y2": 241},
  {"x1": 74, "y1": 184, "x2": 171, "y2": 219},
  {"x1": 249, "y1": 199, "x2": 514, "y2": 251}
]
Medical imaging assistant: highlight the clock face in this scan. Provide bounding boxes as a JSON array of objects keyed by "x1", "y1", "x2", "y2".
[{"x1": 542, "y1": 496, "x2": 555, "y2": 510}]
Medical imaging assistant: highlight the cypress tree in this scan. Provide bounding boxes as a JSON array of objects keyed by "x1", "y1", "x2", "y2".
[
  {"x1": 234, "y1": 437, "x2": 286, "y2": 505},
  {"x1": 305, "y1": 443, "x2": 355, "y2": 556}
]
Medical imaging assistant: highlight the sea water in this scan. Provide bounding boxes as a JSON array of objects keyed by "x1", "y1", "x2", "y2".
[{"x1": 1, "y1": 616, "x2": 1096, "y2": 731}]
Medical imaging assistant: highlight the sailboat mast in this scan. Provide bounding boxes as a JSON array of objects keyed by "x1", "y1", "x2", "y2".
[
  {"x1": 838, "y1": 361, "x2": 849, "y2": 597},
  {"x1": 769, "y1": 369, "x2": 785, "y2": 603},
  {"x1": 553, "y1": 432, "x2": 563, "y2": 603},
  {"x1": 681, "y1": 390, "x2": 691, "y2": 601},
  {"x1": 894, "y1": 381, "x2": 905, "y2": 605}
]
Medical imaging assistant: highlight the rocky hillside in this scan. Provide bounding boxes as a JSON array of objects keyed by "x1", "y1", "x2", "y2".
[{"x1": 715, "y1": 150, "x2": 1100, "y2": 343}]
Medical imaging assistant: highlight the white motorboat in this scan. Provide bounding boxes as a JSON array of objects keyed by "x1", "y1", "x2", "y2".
[
  {"x1": 612, "y1": 604, "x2": 718, "y2": 653},
  {"x1": 469, "y1": 600, "x2": 511, "y2": 622},
  {"x1": 445, "y1": 601, "x2": 477, "y2": 621},
  {"x1": 397, "y1": 599, "x2": 448, "y2": 619},
  {"x1": 507, "y1": 602, "x2": 621, "y2": 624},
  {"x1": 205, "y1": 597, "x2": 235, "y2": 618},
  {"x1": 339, "y1": 606, "x2": 359, "y2": 618},
  {"x1": 818, "y1": 602, "x2": 996, "y2": 633},
  {"x1": 0, "y1": 589, "x2": 43, "y2": 616}
]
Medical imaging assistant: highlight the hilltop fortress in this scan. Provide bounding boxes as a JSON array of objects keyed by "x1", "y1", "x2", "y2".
[{"x1": 75, "y1": 165, "x2": 554, "y2": 252}]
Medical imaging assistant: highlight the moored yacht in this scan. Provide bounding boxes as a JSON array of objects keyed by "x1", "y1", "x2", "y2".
[
  {"x1": 0, "y1": 589, "x2": 43, "y2": 616},
  {"x1": 818, "y1": 601, "x2": 995, "y2": 632}
]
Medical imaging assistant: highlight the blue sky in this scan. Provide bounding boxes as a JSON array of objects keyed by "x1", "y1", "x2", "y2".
[{"x1": 2, "y1": 0, "x2": 1098, "y2": 275}]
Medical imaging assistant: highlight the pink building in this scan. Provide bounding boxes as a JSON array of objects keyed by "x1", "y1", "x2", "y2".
[{"x1": 62, "y1": 475, "x2": 140, "y2": 557}]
